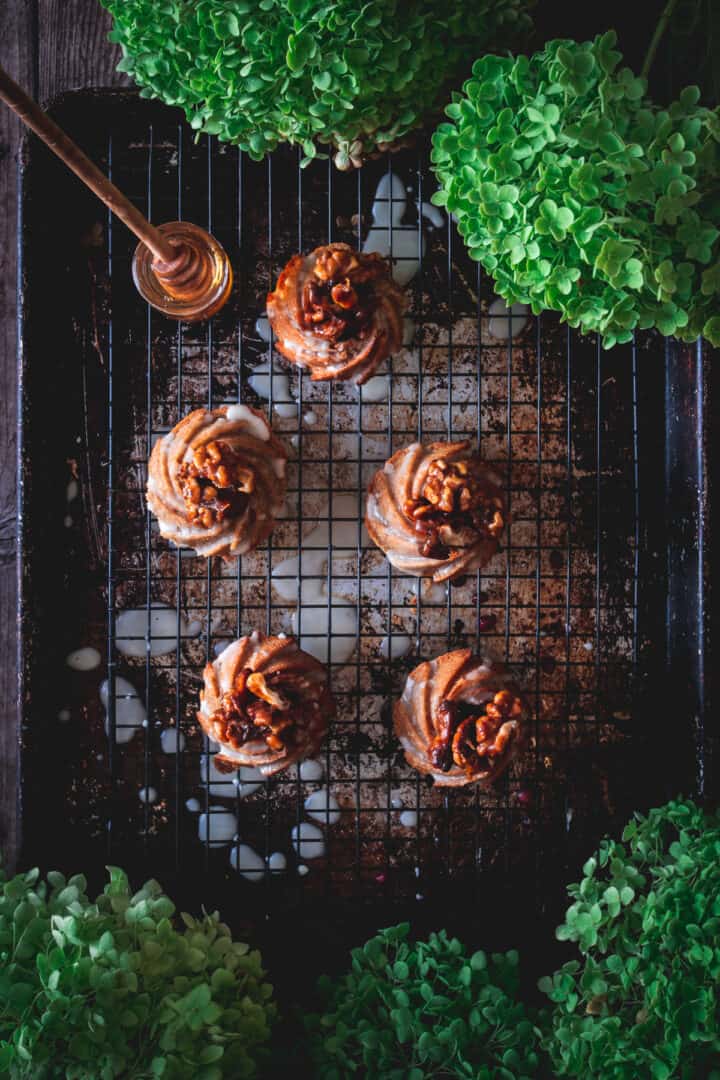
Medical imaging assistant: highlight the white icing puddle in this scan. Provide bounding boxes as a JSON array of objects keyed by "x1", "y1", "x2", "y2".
[
  {"x1": 268, "y1": 851, "x2": 287, "y2": 873},
  {"x1": 379, "y1": 634, "x2": 413, "y2": 661},
  {"x1": 198, "y1": 809, "x2": 238, "y2": 847},
  {"x1": 291, "y1": 821, "x2": 326, "y2": 859},
  {"x1": 248, "y1": 359, "x2": 297, "y2": 419},
  {"x1": 418, "y1": 201, "x2": 445, "y2": 229},
  {"x1": 487, "y1": 297, "x2": 531, "y2": 341},
  {"x1": 303, "y1": 410, "x2": 317, "y2": 425},
  {"x1": 251, "y1": 315, "x2": 298, "y2": 419},
  {"x1": 139, "y1": 786, "x2": 158, "y2": 805},
  {"x1": 272, "y1": 493, "x2": 365, "y2": 665},
  {"x1": 199, "y1": 754, "x2": 235, "y2": 798},
  {"x1": 66, "y1": 646, "x2": 101, "y2": 672},
  {"x1": 299, "y1": 758, "x2": 324, "y2": 782},
  {"x1": 362, "y1": 172, "x2": 443, "y2": 286},
  {"x1": 236, "y1": 765, "x2": 265, "y2": 797},
  {"x1": 199, "y1": 753, "x2": 264, "y2": 798},
  {"x1": 115, "y1": 603, "x2": 201, "y2": 658},
  {"x1": 230, "y1": 843, "x2": 265, "y2": 882},
  {"x1": 360, "y1": 375, "x2": 390, "y2": 403},
  {"x1": 100, "y1": 676, "x2": 145, "y2": 744},
  {"x1": 160, "y1": 727, "x2": 185, "y2": 754},
  {"x1": 185, "y1": 797, "x2": 201, "y2": 813},
  {"x1": 399, "y1": 810, "x2": 418, "y2": 828},
  {"x1": 304, "y1": 789, "x2": 341, "y2": 825},
  {"x1": 421, "y1": 581, "x2": 447, "y2": 605},
  {"x1": 291, "y1": 602, "x2": 356, "y2": 665},
  {"x1": 297, "y1": 864, "x2": 309, "y2": 876}
]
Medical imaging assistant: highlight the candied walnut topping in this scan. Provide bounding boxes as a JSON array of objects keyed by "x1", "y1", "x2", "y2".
[
  {"x1": 404, "y1": 456, "x2": 505, "y2": 559},
  {"x1": 428, "y1": 689, "x2": 522, "y2": 775},
  {"x1": 300, "y1": 246, "x2": 387, "y2": 343},
  {"x1": 209, "y1": 668, "x2": 322, "y2": 753},
  {"x1": 177, "y1": 440, "x2": 254, "y2": 528}
]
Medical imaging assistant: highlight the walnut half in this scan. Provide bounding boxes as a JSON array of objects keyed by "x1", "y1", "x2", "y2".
[{"x1": 246, "y1": 672, "x2": 290, "y2": 710}]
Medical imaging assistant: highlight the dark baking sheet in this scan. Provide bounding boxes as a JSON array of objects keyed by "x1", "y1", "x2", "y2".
[{"x1": 18, "y1": 89, "x2": 714, "y2": 987}]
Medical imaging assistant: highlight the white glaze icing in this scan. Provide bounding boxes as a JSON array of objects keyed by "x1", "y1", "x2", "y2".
[
  {"x1": 160, "y1": 727, "x2": 185, "y2": 754},
  {"x1": 271, "y1": 493, "x2": 365, "y2": 664},
  {"x1": 198, "y1": 809, "x2": 238, "y2": 847},
  {"x1": 359, "y1": 375, "x2": 390, "y2": 403},
  {"x1": 66, "y1": 646, "x2": 101, "y2": 672},
  {"x1": 299, "y1": 758, "x2": 324, "y2": 782},
  {"x1": 100, "y1": 676, "x2": 145, "y2": 744},
  {"x1": 362, "y1": 172, "x2": 423, "y2": 287},
  {"x1": 304, "y1": 788, "x2": 341, "y2": 825},
  {"x1": 291, "y1": 821, "x2": 326, "y2": 859},
  {"x1": 225, "y1": 403, "x2": 272, "y2": 440},
  {"x1": 487, "y1": 297, "x2": 531, "y2": 341},
  {"x1": 379, "y1": 634, "x2": 413, "y2": 660},
  {"x1": 229, "y1": 842, "x2": 265, "y2": 882},
  {"x1": 248, "y1": 360, "x2": 297, "y2": 418},
  {"x1": 115, "y1": 604, "x2": 200, "y2": 658}
]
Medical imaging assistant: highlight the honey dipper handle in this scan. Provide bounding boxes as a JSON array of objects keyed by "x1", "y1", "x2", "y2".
[{"x1": 0, "y1": 64, "x2": 176, "y2": 265}]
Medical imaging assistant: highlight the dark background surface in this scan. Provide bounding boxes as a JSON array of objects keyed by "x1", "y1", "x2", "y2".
[
  {"x1": 0, "y1": 0, "x2": 126, "y2": 868},
  {"x1": 1, "y1": 0, "x2": 717, "y2": 876}
]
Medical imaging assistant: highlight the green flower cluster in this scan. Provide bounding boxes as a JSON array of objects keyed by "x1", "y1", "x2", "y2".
[
  {"x1": 307, "y1": 923, "x2": 542, "y2": 1079},
  {"x1": 102, "y1": 0, "x2": 530, "y2": 169},
  {"x1": 0, "y1": 864, "x2": 274, "y2": 1078},
  {"x1": 541, "y1": 799, "x2": 720, "y2": 1078},
  {"x1": 431, "y1": 32, "x2": 720, "y2": 347}
]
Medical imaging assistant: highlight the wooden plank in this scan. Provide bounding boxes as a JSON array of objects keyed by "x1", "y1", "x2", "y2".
[
  {"x1": 0, "y1": 0, "x2": 34, "y2": 871},
  {"x1": 0, "y1": 0, "x2": 125, "y2": 869},
  {"x1": 37, "y1": 0, "x2": 126, "y2": 100}
]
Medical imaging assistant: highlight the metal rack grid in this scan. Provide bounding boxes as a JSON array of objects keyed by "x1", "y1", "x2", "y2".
[{"x1": 21, "y1": 94, "x2": 699, "y2": 931}]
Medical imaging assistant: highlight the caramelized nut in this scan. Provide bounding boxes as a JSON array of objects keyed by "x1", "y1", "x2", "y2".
[
  {"x1": 404, "y1": 453, "x2": 507, "y2": 560},
  {"x1": 236, "y1": 466, "x2": 255, "y2": 494},
  {"x1": 493, "y1": 690, "x2": 514, "y2": 711},
  {"x1": 432, "y1": 686, "x2": 520, "y2": 776},
  {"x1": 330, "y1": 279, "x2": 358, "y2": 309},
  {"x1": 247, "y1": 671, "x2": 290, "y2": 710}
]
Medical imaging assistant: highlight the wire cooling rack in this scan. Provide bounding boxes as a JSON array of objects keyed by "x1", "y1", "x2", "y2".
[{"x1": 19, "y1": 93, "x2": 710, "y2": 949}]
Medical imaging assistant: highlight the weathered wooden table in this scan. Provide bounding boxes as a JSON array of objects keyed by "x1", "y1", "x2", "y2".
[{"x1": 0, "y1": 0, "x2": 125, "y2": 866}]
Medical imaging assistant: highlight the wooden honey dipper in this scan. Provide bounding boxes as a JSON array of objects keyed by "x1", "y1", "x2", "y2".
[{"x1": 0, "y1": 64, "x2": 232, "y2": 321}]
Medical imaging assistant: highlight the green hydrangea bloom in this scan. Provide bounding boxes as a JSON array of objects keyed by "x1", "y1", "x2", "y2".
[
  {"x1": 431, "y1": 32, "x2": 720, "y2": 347},
  {"x1": 102, "y1": 0, "x2": 531, "y2": 168},
  {"x1": 0, "y1": 864, "x2": 275, "y2": 1077},
  {"x1": 541, "y1": 799, "x2": 720, "y2": 1078},
  {"x1": 307, "y1": 923, "x2": 543, "y2": 1078}
]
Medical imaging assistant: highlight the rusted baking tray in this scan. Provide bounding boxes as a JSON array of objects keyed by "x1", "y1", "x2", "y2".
[{"x1": 18, "y1": 89, "x2": 715, "y2": 984}]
